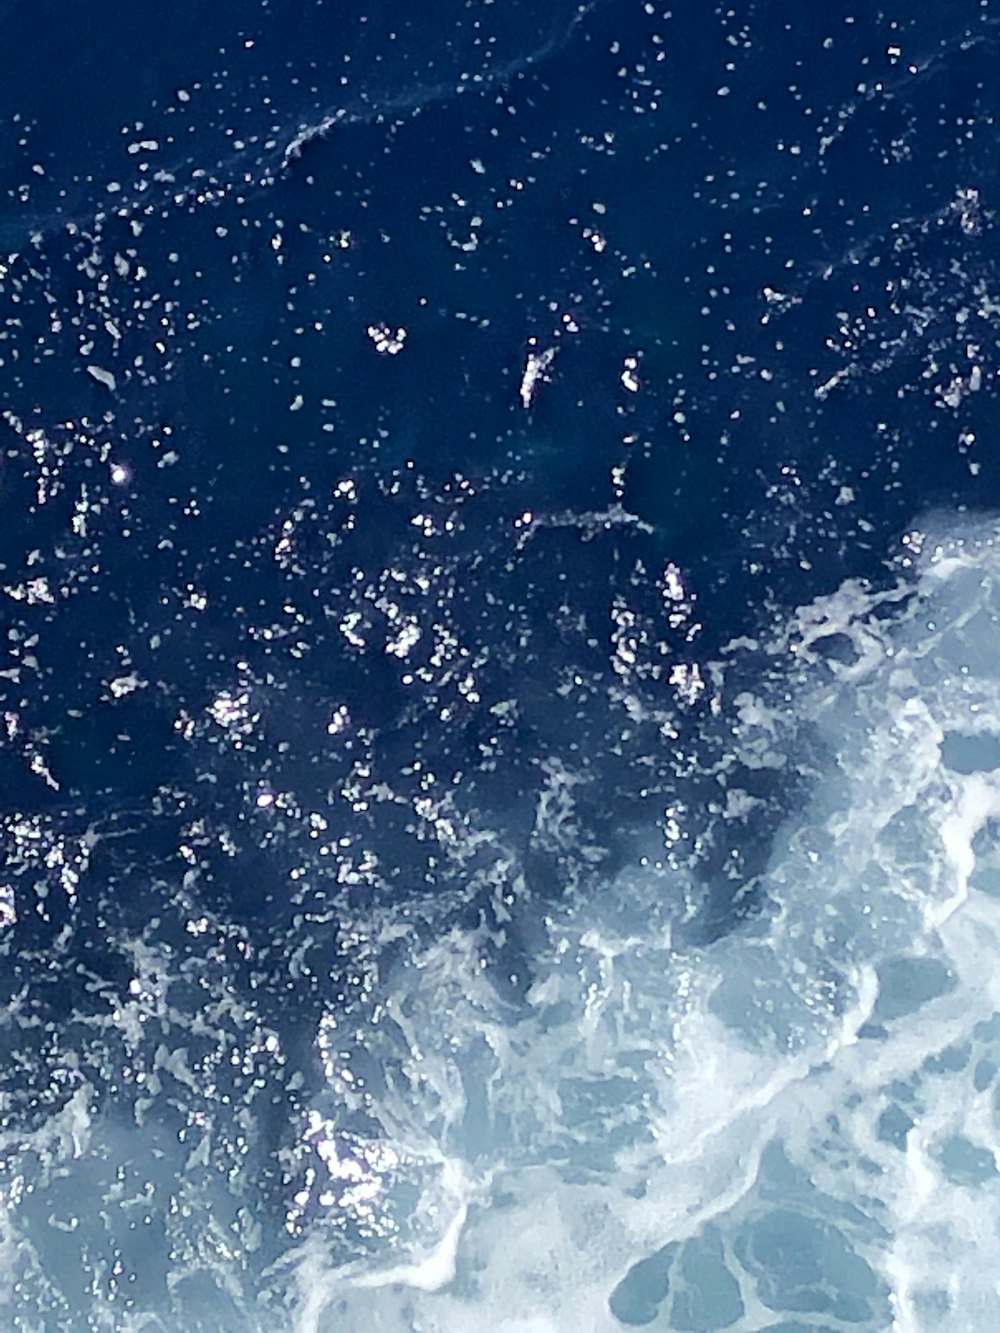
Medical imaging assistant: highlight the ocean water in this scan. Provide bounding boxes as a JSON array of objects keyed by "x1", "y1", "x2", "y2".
[{"x1": 4, "y1": 1, "x2": 1000, "y2": 1329}]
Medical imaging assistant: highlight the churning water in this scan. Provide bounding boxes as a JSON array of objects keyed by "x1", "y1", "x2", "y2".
[{"x1": 5, "y1": 1, "x2": 1000, "y2": 1328}]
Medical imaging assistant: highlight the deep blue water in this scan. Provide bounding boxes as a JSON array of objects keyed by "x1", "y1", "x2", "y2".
[{"x1": 5, "y1": 1, "x2": 1000, "y2": 1328}]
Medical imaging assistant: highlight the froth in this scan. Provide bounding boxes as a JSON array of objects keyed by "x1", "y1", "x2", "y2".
[
  {"x1": 10, "y1": 515, "x2": 1000, "y2": 1330},
  {"x1": 280, "y1": 516, "x2": 1000, "y2": 1330}
]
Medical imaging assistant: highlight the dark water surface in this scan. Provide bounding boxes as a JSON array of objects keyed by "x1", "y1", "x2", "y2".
[{"x1": 4, "y1": 1, "x2": 1000, "y2": 1328}]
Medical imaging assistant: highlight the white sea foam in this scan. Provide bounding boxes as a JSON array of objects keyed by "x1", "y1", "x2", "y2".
[
  {"x1": 8, "y1": 516, "x2": 1000, "y2": 1330},
  {"x1": 274, "y1": 514, "x2": 1000, "y2": 1330}
]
